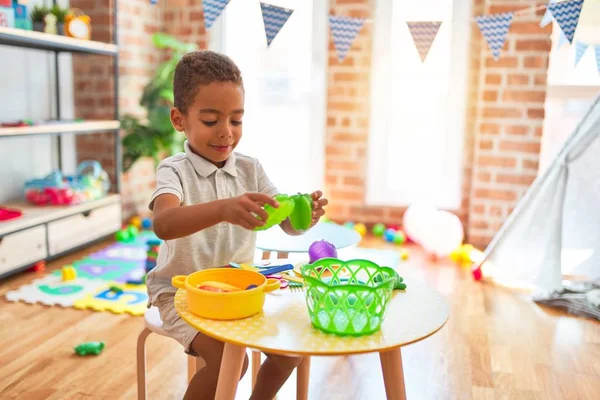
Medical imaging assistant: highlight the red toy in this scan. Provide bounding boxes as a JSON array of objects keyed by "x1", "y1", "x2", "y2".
[{"x1": 0, "y1": 207, "x2": 22, "y2": 221}]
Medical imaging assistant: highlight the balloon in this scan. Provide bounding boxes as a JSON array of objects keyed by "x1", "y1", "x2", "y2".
[
  {"x1": 402, "y1": 202, "x2": 438, "y2": 245},
  {"x1": 420, "y1": 210, "x2": 464, "y2": 257}
]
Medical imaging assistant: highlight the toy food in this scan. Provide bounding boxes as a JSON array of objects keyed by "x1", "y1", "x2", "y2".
[
  {"x1": 288, "y1": 193, "x2": 313, "y2": 231},
  {"x1": 196, "y1": 281, "x2": 242, "y2": 293},
  {"x1": 253, "y1": 193, "x2": 314, "y2": 231},
  {"x1": 308, "y1": 240, "x2": 337, "y2": 263},
  {"x1": 74, "y1": 341, "x2": 105, "y2": 356}
]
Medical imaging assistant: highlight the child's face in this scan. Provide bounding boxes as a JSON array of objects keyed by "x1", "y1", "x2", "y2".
[{"x1": 171, "y1": 81, "x2": 244, "y2": 167}]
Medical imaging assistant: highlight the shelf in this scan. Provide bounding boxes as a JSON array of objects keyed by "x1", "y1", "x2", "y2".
[
  {"x1": 0, "y1": 194, "x2": 121, "y2": 237},
  {"x1": 0, "y1": 26, "x2": 117, "y2": 56},
  {"x1": 0, "y1": 120, "x2": 120, "y2": 138}
]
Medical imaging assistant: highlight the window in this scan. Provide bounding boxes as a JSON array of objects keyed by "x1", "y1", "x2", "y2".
[
  {"x1": 366, "y1": 0, "x2": 472, "y2": 210},
  {"x1": 209, "y1": 0, "x2": 329, "y2": 194}
]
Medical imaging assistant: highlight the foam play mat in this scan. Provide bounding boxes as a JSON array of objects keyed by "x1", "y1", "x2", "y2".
[{"x1": 4, "y1": 231, "x2": 160, "y2": 316}]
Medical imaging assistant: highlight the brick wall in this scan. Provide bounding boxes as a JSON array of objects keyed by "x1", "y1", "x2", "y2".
[
  {"x1": 324, "y1": 0, "x2": 552, "y2": 248},
  {"x1": 467, "y1": 1, "x2": 551, "y2": 247},
  {"x1": 71, "y1": 0, "x2": 206, "y2": 220}
]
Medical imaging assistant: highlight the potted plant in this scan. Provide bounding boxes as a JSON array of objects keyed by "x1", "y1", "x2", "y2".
[
  {"x1": 50, "y1": 5, "x2": 68, "y2": 35},
  {"x1": 30, "y1": 5, "x2": 49, "y2": 32},
  {"x1": 121, "y1": 33, "x2": 198, "y2": 171}
]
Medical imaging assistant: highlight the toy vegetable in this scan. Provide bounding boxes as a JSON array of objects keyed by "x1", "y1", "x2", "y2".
[
  {"x1": 289, "y1": 193, "x2": 313, "y2": 231},
  {"x1": 254, "y1": 193, "x2": 314, "y2": 232},
  {"x1": 74, "y1": 341, "x2": 105, "y2": 356}
]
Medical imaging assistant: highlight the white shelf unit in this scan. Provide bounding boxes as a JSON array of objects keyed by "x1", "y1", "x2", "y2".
[{"x1": 0, "y1": 10, "x2": 122, "y2": 279}]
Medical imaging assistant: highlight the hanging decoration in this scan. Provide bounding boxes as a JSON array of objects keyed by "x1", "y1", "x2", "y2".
[
  {"x1": 328, "y1": 15, "x2": 366, "y2": 62},
  {"x1": 575, "y1": 41, "x2": 588, "y2": 66},
  {"x1": 539, "y1": 0, "x2": 557, "y2": 28},
  {"x1": 547, "y1": 0, "x2": 584, "y2": 44},
  {"x1": 202, "y1": 0, "x2": 231, "y2": 29},
  {"x1": 406, "y1": 21, "x2": 442, "y2": 63},
  {"x1": 475, "y1": 12, "x2": 514, "y2": 61},
  {"x1": 260, "y1": 3, "x2": 294, "y2": 47},
  {"x1": 595, "y1": 45, "x2": 600, "y2": 73}
]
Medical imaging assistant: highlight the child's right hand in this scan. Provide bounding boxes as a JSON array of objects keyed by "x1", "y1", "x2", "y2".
[{"x1": 221, "y1": 193, "x2": 279, "y2": 230}]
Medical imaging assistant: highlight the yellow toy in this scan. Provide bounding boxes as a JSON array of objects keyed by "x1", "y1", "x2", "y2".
[
  {"x1": 450, "y1": 244, "x2": 484, "y2": 267},
  {"x1": 61, "y1": 265, "x2": 77, "y2": 281},
  {"x1": 129, "y1": 216, "x2": 142, "y2": 229},
  {"x1": 400, "y1": 250, "x2": 409, "y2": 260},
  {"x1": 354, "y1": 223, "x2": 367, "y2": 237}
]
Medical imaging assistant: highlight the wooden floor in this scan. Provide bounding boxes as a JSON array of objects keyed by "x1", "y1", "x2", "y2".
[{"x1": 1, "y1": 237, "x2": 599, "y2": 400}]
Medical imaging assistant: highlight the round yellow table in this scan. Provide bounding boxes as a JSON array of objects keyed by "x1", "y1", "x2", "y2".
[{"x1": 174, "y1": 277, "x2": 449, "y2": 400}]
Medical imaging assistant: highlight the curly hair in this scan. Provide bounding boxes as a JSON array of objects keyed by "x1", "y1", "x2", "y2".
[{"x1": 173, "y1": 50, "x2": 244, "y2": 114}]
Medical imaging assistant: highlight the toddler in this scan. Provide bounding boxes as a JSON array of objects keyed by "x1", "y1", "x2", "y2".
[{"x1": 147, "y1": 50, "x2": 328, "y2": 400}]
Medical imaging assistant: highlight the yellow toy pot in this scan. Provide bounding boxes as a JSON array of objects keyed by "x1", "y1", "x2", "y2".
[{"x1": 172, "y1": 268, "x2": 280, "y2": 320}]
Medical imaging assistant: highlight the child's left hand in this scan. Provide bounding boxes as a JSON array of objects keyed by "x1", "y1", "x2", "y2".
[{"x1": 310, "y1": 190, "x2": 328, "y2": 227}]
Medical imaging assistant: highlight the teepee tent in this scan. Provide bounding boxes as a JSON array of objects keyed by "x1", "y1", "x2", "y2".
[{"x1": 481, "y1": 93, "x2": 600, "y2": 292}]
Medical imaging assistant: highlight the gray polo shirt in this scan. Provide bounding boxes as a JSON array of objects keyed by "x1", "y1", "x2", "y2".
[{"x1": 146, "y1": 141, "x2": 278, "y2": 305}]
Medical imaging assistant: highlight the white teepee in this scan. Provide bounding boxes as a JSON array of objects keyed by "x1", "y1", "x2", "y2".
[{"x1": 482, "y1": 93, "x2": 600, "y2": 291}]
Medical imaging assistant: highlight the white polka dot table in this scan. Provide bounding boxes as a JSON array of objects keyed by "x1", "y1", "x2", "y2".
[{"x1": 174, "y1": 277, "x2": 449, "y2": 400}]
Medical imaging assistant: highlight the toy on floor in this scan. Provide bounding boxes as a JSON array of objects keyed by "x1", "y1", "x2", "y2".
[
  {"x1": 308, "y1": 240, "x2": 337, "y2": 263},
  {"x1": 145, "y1": 239, "x2": 160, "y2": 273},
  {"x1": 372, "y1": 223, "x2": 386, "y2": 237},
  {"x1": 29, "y1": 261, "x2": 46, "y2": 272},
  {"x1": 353, "y1": 222, "x2": 367, "y2": 236},
  {"x1": 129, "y1": 216, "x2": 142, "y2": 229},
  {"x1": 254, "y1": 193, "x2": 313, "y2": 231},
  {"x1": 343, "y1": 221, "x2": 355, "y2": 229},
  {"x1": 141, "y1": 217, "x2": 152, "y2": 229},
  {"x1": 74, "y1": 341, "x2": 105, "y2": 356},
  {"x1": 115, "y1": 225, "x2": 139, "y2": 243},
  {"x1": 24, "y1": 160, "x2": 110, "y2": 206},
  {"x1": 61, "y1": 265, "x2": 77, "y2": 281},
  {"x1": 400, "y1": 250, "x2": 409, "y2": 260}
]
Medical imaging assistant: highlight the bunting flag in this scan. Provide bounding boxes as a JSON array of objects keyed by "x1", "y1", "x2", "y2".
[
  {"x1": 260, "y1": 3, "x2": 294, "y2": 47},
  {"x1": 547, "y1": 0, "x2": 584, "y2": 44},
  {"x1": 406, "y1": 21, "x2": 442, "y2": 63},
  {"x1": 540, "y1": 0, "x2": 558, "y2": 28},
  {"x1": 575, "y1": 41, "x2": 588, "y2": 66},
  {"x1": 475, "y1": 12, "x2": 514, "y2": 61},
  {"x1": 329, "y1": 15, "x2": 366, "y2": 62},
  {"x1": 596, "y1": 45, "x2": 600, "y2": 73},
  {"x1": 202, "y1": 0, "x2": 231, "y2": 29}
]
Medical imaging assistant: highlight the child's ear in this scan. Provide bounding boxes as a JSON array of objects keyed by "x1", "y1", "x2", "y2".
[{"x1": 170, "y1": 107, "x2": 185, "y2": 132}]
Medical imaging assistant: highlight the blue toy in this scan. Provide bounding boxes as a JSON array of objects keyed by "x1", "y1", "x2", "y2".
[
  {"x1": 344, "y1": 221, "x2": 355, "y2": 229},
  {"x1": 141, "y1": 217, "x2": 152, "y2": 230},
  {"x1": 384, "y1": 228, "x2": 396, "y2": 243}
]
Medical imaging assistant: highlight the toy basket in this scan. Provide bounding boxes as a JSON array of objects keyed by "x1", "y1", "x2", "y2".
[{"x1": 301, "y1": 258, "x2": 396, "y2": 336}]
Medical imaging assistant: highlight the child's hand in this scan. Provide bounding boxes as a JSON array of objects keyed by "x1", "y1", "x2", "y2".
[
  {"x1": 310, "y1": 190, "x2": 328, "y2": 227},
  {"x1": 221, "y1": 193, "x2": 279, "y2": 230}
]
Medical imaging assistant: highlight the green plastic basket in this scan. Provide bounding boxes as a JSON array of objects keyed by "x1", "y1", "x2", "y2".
[{"x1": 301, "y1": 258, "x2": 396, "y2": 336}]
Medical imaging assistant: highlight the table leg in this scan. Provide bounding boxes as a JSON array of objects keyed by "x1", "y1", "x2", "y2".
[
  {"x1": 379, "y1": 348, "x2": 406, "y2": 400},
  {"x1": 251, "y1": 350, "x2": 261, "y2": 388},
  {"x1": 215, "y1": 343, "x2": 247, "y2": 400},
  {"x1": 296, "y1": 356, "x2": 310, "y2": 400}
]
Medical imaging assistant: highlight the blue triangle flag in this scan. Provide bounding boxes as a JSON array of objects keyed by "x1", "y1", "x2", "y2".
[
  {"x1": 548, "y1": 0, "x2": 584, "y2": 44},
  {"x1": 329, "y1": 15, "x2": 366, "y2": 62},
  {"x1": 575, "y1": 41, "x2": 588, "y2": 66},
  {"x1": 595, "y1": 45, "x2": 600, "y2": 73},
  {"x1": 203, "y1": 0, "x2": 231, "y2": 29},
  {"x1": 475, "y1": 12, "x2": 514, "y2": 61},
  {"x1": 540, "y1": 0, "x2": 558, "y2": 28},
  {"x1": 260, "y1": 3, "x2": 294, "y2": 47}
]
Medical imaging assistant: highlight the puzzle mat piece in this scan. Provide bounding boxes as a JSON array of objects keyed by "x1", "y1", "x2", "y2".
[
  {"x1": 73, "y1": 283, "x2": 148, "y2": 316},
  {"x1": 88, "y1": 242, "x2": 148, "y2": 261},
  {"x1": 128, "y1": 230, "x2": 161, "y2": 246},
  {"x1": 5, "y1": 275, "x2": 106, "y2": 307},
  {"x1": 52, "y1": 258, "x2": 142, "y2": 282}
]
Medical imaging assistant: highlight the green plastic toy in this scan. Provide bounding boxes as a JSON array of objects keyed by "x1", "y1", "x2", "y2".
[
  {"x1": 301, "y1": 258, "x2": 405, "y2": 336},
  {"x1": 74, "y1": 341, "x2": 105, "y2": 356},
  {"x1": 254, "y1": 193, "x2": 314, "y2": 231}
]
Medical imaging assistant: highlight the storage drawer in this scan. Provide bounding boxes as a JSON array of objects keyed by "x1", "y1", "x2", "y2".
[
  {"x1": 0, "y1": 226, "x2": 47, "y2": 275},
  {"x1": 47, "y1": 203, "x2": 121, "y2": 256}
]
